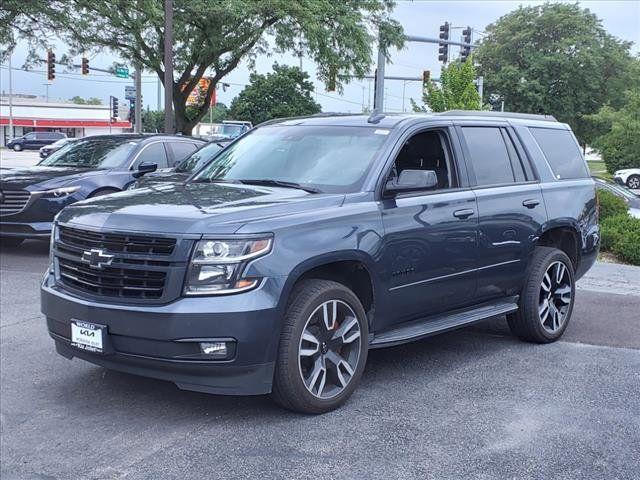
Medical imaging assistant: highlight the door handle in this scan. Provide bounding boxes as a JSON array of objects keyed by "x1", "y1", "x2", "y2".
[
  {"x1": 453, "y1": 208, "x2": 475, "y2": 219},
  {"x1": 522, "y1": 199, "x2": 540, "y2": 209}
]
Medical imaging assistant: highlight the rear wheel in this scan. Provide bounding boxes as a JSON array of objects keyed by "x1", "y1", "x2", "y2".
[
  {"x1": 12, "y1": 144, "x2": 22, "y2": 152},
  {"x1": 507, "y1": 247, "x2": 575, "y2": 343},
  {"x1": 626, "y1": 175, "x2": 640, "y2": 190},
  {"x1": 272, "y1": 279, "x2": 368, "y2": 414}
]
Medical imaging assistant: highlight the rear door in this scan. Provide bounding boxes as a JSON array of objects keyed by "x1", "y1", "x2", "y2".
[
  {"x1": 167, "y1": 141, "x2": 200, "y2": 167},
  {"x1": 457, "y1": 123, "x2": 546, "y2": 301},
  {"x1": 377, "y1": 125, "x2": 479, "y2": 329}
]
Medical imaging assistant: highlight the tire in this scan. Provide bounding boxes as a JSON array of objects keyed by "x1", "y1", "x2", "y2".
[
  {"x1": 0, "y1": 237, "x2": 24, "y2": 248},
  {"x1": 271, "y1": 279, "x2": 369, "y2": 414},
  {"x1": 626, "y1": 175, "x2": 640, "y2": 190},
  {"x1": 89, "y1": 188, "x2": 119, "y2": 198},
  {"x1": 507, "y1": 247, "x2": 575, "y2": 343},
  {"x1": 13, "y1": 144, "x2": 22, "y2": 152}
]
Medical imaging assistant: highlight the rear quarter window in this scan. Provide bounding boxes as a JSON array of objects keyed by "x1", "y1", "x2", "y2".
[{"x1": 530, "y1": 127, "x2": 589, "y2": 180}]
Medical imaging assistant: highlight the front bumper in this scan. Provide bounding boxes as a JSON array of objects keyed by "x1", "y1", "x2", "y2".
[
  {"x1": 0, "y1": 221, "x2": 52, "y2": 238},
  {"x1": 613, "y1": 175, "x2": 625, "y2": 186},
  {"x1": 41, "y1": 274, "x2": 287, "y2": 395}
]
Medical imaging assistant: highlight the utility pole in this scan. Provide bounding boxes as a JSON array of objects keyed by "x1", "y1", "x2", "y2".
[
  {"x1": 42, "y1": 83, "x2": 51, "y2": 102},
  {"x1": 402, "y1": 80, "x2": 407, "y2": 112},
  {"x1": 163, "y1": 0, "x2": 174, "y2": 133},
  {"x1": 134, "y1": 67, "x2": 142, "y2": 133},
  {"x1": 373, "y1": 46, "x2": 385, "y2": 112},
  {"x1": 8, "y1": 53, "x2": 13, "y2": 141},
  {"x1": 477, "y1": 76, "x2": 484, "y2": 108},
  {"x1": 157, "y1": 78, "x2": 161, "y2": 111}
]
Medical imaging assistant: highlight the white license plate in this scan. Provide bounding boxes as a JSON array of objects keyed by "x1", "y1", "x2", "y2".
[{"x1": 71, "y1": 321, "x2": 105, "y2": 353}]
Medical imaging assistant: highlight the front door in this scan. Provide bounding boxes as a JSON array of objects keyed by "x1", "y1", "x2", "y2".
[{"x1": 377, "y1": 128, "x2": 479, "y2": 330}]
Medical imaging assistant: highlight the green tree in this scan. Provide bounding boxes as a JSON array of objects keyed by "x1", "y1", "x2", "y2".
[
  {"x1": 412, "y1": 58, "x2": 481, "y2": 112},
  {"x1": 475, "y1": 3, "x2": 635, "y2": 147},
  {"x1": 589, "y1": 88, "x2": 640, "y2": 173},
  {"x1": 141, "y1": 109, "x2": 165, "y2": 133},
  {"x1": 9, "y1": 0, "x2": 403, "y2": 134},
  {"x1": 228, "y1": 64, "x2": 321, "y2": 124},
  {"x1": 69, "y1": 96, "x2": 102, "y2": 105}
]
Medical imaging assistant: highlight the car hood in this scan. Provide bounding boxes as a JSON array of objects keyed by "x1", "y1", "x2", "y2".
[
  {"x1": 57, "y1": 182, "x2": 345, "y2": 235},
  {"x1": 137, "y1": 171, "x2": 189, "y2": 186},
  {"x1": 0, "y1": 166, "x2": 104, "y2": 191}
]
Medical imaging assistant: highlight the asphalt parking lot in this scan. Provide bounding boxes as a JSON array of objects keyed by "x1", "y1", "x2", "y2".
[
  {"x1": 0, "y1": 150, "x2": 41, "y2": 169},
  {"x1": 1, "y1": 241, "x2": 638, "y2": 479}
]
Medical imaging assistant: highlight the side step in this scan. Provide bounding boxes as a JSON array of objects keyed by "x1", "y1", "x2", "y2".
[{"x1": 370, "y1": 296, "x2": 519, "y2": 349}]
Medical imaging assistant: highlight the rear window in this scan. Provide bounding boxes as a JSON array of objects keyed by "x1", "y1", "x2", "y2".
[
  {"x1": 461, "y1": 127, "x2": 516, "y2": 186},
  {"x1": 530, "y1": 127, "x2": 588, "y2": 180}
]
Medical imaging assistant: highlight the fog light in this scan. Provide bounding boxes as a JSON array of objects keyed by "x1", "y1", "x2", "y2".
[{"x1": 200, "y1": 341, "x2": 228, "y2": 357}]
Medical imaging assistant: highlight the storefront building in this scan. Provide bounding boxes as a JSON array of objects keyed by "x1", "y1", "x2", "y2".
[{"x1": 0, "y1": 95, "x2": 131, "y2": 147}]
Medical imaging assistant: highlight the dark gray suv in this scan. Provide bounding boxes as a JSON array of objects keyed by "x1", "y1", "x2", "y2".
[{"x1": 41, "y1": 111, "x2": 599, "y2": 413}]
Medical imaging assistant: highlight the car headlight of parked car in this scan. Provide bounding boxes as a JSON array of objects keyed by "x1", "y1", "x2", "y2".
[
  {"x1": 35, "y1": 186, "x2": 82, "y2": 198},
  {"x1": 184, "y1": 237, "x2": 272, "y2": 295}
]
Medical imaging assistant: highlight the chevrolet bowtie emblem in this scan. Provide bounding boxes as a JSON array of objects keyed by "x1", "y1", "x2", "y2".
[{"x1": 81, "y1": 249, "x2": 114, "y2": 269}]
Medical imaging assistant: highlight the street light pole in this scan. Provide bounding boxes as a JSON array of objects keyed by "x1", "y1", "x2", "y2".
[
  {"x1": 163, "y1": 0, "x2": 174, "y2": 134},
  {"x1": 43, "y1": 83, "x2": 51, "y2": 102},
  {"x1": 134, "y1": 67, "x2": 142, "y2": 133}
]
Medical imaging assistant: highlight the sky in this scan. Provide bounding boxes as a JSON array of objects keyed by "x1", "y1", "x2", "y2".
[{"x1": 1, "y1": 0, "x2": 639, "y2": 115}]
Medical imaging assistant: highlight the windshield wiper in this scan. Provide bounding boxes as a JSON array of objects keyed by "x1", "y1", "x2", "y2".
[
  {"x1": 192, "y1": 178, "x2": 242, "y2": 184},
  {"x1": 236, "y1": 179, "x2": 321, "y2": 194}
]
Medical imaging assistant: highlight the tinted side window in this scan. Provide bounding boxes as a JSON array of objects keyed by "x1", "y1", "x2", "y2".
[
  {"x1": 136, "y1": 142, "x2": 168, "y2": 168},
  {"x1": 530, "y1": 127, "x2": 588, "y2": 179},
  {"x1": 461, "y1": 127, "x2": 515, "y2": 186},
  {"x1": 169, "y1": 142, "x2": 198, "y2": 163}
]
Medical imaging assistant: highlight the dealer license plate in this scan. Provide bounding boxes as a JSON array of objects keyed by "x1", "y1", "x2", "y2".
[{"x1": 70, "y1": 321, "x2": 106, "y2": 353}]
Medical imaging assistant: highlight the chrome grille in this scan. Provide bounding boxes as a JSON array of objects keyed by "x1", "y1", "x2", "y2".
[
  {"x1": 59, "y1": 225, "x2": 176, "y2": 255},
  {"x1": 0, "y1": 190, "x2": 31, "y2": 216}
]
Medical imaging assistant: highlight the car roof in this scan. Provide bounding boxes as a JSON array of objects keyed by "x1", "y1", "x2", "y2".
[
  {"x1": 75, "y1": 134, "x2": 205, "y2": 143},
  {"x1": 261, "y1": 110, "x2": 562, "y2": 129}
]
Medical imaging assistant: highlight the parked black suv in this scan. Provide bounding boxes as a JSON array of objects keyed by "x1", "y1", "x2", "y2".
[
  {"x1": 41, "y1": 112, "x2": 599, "y2": 413},
  {"x1": 1, "y1": 134, "x2": 204, "y2": 244},
  {"x1": 7, "y1": 131, "x2": 66, "y2": 151}
]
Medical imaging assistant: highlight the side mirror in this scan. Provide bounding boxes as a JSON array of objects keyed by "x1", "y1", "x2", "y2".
[
  {"x1": 132, "y1": 162, "x2": 158, "y2": 178},
  {"x1": 385, "y1": 169, "x2": 438, "y2": 195}
]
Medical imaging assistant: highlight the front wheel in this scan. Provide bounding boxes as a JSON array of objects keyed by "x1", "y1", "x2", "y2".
[
  {"x1": 507, "y1": 247, "x2": 575, "y2": 343},
  {"x1": 12, "y1": 144, "x2": 22, "y2": 152},
  {"x1": 272, "y1": 279, "x2": 369, "y2": 414},
  {"x1": 626, "y1": 175, "x2": 640, "y2": 190}
]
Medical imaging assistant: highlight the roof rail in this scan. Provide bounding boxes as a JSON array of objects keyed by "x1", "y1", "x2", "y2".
[
  {"x1": 367, "y1": 111, "x2": 386, "y2": 124},
  {"x1": 437, "y1": 110, "x2": 558, "y2": 122}
]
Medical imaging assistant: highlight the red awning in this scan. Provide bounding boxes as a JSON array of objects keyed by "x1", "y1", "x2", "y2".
[{"x1": 0, "y1": 117, "x2": 131, "y2": 128}]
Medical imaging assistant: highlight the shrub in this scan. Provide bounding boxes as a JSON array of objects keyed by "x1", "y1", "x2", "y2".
[
  {"x1": 600, "y1": 213, "x2": 640, "y2": 265},
  {"x1": 598, "y1": 190, "x2": 628, "y2": 220}
]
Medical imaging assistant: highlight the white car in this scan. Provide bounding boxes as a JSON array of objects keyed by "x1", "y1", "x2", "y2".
[{"x1": 614, "y1": 168, "x2": 640, "y2": 189}]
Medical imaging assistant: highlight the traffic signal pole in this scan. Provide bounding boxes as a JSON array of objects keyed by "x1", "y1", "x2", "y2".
[{"x1": 372, "y1": 31, "x2": 477, "y2": 114}]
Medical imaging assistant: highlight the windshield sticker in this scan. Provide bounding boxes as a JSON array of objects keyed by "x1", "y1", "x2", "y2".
[{"x1": 374, "y1": 129, "x2": 390, "y2": 135}]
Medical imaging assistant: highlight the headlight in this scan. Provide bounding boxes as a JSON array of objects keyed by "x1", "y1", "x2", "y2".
[
  {"x1": 35, "y1": 186, "x2": 81, "y2": 198},
  {"x1": 184, "y1": 237, "x2": 272, "y2": 295}
]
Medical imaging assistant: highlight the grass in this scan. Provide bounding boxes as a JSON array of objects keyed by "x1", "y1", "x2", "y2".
[{"x1": 587, "y1": 160, "x2": 613, "y2": 181}]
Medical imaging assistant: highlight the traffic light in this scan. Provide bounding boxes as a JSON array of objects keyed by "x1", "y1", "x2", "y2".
[
  {"x1": 110, "y1": 96, "x2": 119, "y2": 122},
  {"x1": 81, "y1": 57, "x2": 89, "y2": 75},
  {"x1": 422, "y1": 70, "x2": 431, "y2": 84},
  {"x1": 438, "y1": 22, "x2": 450, "y2": 64},
  {"x1": 460, "y1": 27, "x2": 472, "y2": 62},
  {"x1": 438, "y1": 44, "x2": 449, "y2": 64},
  {"x1": 47, "y1": 50, "x2": 56, "y2": 81}
]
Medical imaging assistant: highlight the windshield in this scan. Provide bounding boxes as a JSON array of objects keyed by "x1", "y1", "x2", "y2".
[
  {"x1": 192, "y1": 125, "x2": 389, "y2": 193},
  {"x1": 50, "y1": 138, "x2": 70, "y2": 148},
  {"x1": 175, "y1": 143, "x2": 223, "y2": 173},
  {"x1": 38, "y1": 137, "x2": 138, "y2": 168},
  {"x1": 220, "y1": 124, "x2": 244, "y2": 137}
]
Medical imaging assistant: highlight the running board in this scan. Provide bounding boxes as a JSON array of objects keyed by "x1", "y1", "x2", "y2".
[{"x1": 370, "y1": 297, "x2": 519, "y2": 349}]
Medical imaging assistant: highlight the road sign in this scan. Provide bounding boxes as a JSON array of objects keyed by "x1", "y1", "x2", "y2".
[
  {"x1": 125, "y1": 86, "x2": 136, "y2": 100},
  {"x1": 115, "y1": 66, "x2": 129, "y2": 78}
]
